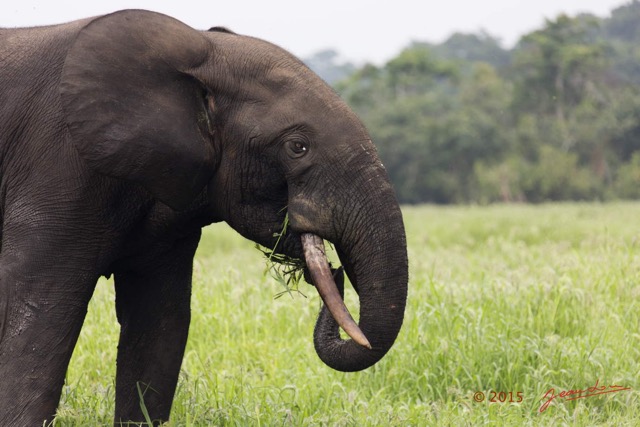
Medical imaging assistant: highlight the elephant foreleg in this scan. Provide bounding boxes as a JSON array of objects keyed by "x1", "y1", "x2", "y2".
[
  {"x1": 0, "y1": 255, "x2": 97, "y2": 426},
  {"x1": 113, "y1": 233, "x2": 200, "y2": 426}
]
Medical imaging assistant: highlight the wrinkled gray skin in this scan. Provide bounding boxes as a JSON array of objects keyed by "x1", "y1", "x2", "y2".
[{"x1": 0, "y1": 10, "x2": 408, "y2": 425}]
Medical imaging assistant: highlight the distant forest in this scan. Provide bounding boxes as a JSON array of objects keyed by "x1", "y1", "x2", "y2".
[{"x1": 305, "y1": 1, "x2": 640, "y2": 204}]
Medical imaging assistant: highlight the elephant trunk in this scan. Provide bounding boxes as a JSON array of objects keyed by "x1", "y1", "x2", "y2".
[{"x1": 306, "y1": 163, "x2": 408, "y2": 372}]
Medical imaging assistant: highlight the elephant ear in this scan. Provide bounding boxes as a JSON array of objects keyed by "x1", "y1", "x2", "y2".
[{"x1": 60, "y1": 10, "x2": 218, "y2": 210}]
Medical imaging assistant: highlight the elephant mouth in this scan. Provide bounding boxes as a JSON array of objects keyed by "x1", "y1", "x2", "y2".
[{"x1": 301, "y1": 233, "x2": 372, "y2": 349}]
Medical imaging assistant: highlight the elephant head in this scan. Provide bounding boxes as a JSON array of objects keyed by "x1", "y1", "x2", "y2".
[{"x1": 60, "y1": 10, "x2": 408, "y2": 372}]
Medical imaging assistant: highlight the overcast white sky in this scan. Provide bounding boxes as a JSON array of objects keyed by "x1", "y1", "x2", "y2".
[{"x1": 0, "y1": 0, "x2": 629, "y2": 64}]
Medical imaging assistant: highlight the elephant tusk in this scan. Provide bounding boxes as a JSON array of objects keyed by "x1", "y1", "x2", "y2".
[{"x1": 301, "y1": 233, "x2": 372, "y2": 350}]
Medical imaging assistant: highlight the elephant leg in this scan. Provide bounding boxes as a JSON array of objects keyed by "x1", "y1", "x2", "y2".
[
  {"x1": 113, "y1": 233, "x2": 201, "y2": 425},
  {"x1": 0, "y1": 254, "x2": 97, "y2": 426}
]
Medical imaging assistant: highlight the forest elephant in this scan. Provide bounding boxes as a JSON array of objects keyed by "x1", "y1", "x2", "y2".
[{"x1": 0, "y1": 9, "x2": 408, "y2": 425}]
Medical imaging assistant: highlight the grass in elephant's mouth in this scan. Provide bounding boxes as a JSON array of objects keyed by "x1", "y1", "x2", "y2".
[{"x1": 257, "y1": 212, "x2": 307, "y2": 299}]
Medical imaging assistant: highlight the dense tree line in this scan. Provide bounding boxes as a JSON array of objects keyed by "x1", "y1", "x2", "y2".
[{"x1": 310, "y1": 2, "x2": 640, "y2": 204}]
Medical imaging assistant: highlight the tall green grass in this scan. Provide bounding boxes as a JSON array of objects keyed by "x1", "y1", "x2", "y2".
[{"x1": 55, "y1": 202, "x2": 640, "y2": 425}]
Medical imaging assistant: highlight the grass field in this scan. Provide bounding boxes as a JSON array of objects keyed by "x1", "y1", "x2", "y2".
[{"x1": 55, "y1": 203, "x2": 640, "y2": 426}]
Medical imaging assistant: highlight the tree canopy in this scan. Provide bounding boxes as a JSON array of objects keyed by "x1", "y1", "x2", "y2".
[{"x1": 308, "y1": 1, "x2": 640, "y2": 204}]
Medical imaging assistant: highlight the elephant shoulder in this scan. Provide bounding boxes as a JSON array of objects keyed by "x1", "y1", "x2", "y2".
[{"x1": 0, "y1": 19, "x2": 91, "y2": 90}]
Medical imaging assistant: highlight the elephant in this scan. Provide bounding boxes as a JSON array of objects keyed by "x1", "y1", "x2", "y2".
[{"x1": 0, "y1": 9, "x2": 408, "y2": 425}]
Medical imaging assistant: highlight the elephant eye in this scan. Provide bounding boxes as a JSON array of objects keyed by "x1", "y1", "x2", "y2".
[{"x1": 287, "y1": 139, "x2": 308, "y2": 158}]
